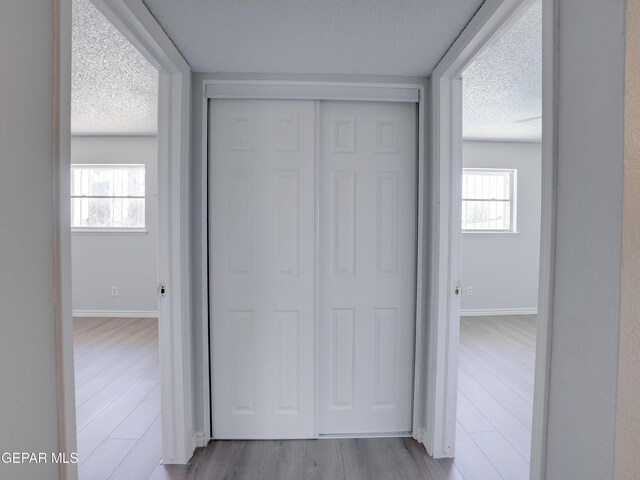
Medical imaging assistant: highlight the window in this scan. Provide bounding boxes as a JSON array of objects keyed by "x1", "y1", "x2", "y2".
[
  {"x1": 462, "y1": 168, "x2": 516, "y2": 232},
  {"x1": 71, "y1": 164, "x2": 145, "y2": 230}
]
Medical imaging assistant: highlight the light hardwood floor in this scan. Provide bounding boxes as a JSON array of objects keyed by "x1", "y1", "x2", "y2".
[
  {"x1": 74, "y1": 314, "x2": 535, "y2": 480},
  {"x1": 454, "y1": 315, "x2": 536, "y2": 480},
  {"x1": 74, "y1": 317, "x2": 163, "y2": 480}
]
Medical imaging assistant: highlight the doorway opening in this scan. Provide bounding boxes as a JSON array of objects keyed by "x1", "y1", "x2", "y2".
[
  {"x1": 208, "y1": 97, "x2": 419, "y2": 439},
  {"x1": 455, "y1": 3, "x2": 542, "y2": 477},
  {"x1": 427, "y1": 0, "x2": 554, "y2": 478},
  {"x1": 70, "y1": 1, "x2": 163, "y2": 478}
]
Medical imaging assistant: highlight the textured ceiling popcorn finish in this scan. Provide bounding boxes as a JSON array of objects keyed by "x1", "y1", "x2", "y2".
[
  {"x1": 463, "y1": 1, "x2": 542, "y2": 141},
  {"x1": 142, "y1": 0, "x2": 484, "y2": 76},
  {"x1": 72, "y1": 0, "x2": 158, "y2": 134}
]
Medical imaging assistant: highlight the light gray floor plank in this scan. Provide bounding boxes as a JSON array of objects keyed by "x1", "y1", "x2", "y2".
[
  {"x1": 108, "y1": 415, "x2": 163, "y2": 480},
  {"x1": 110, "y1": 384, "x2": 161, "y2": 440},
  {"x1": 452, "y1": 423, "x2": 505, "y2": 480},
  {"x1": 471, "y1": 431, "x2": 529, "y2": 480},
  {"x1": 77, "y1": 438, "x2": 137, "y2": 480},
  {"x1": 456, "y1": 385, "x2": 496, "y2": 433}
]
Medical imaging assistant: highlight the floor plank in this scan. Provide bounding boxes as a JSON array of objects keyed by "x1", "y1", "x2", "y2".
[
  {"x1": 471, "y1": 431, "x2": 529, "y2": 480},
  {"x1": 77, "y1": 438, "x2": 137, "y2": 480}
]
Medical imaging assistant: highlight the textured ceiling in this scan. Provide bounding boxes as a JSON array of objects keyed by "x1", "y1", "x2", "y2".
[
  {"x1": 463, "y1": 1, "x2": 542, "y2": 141},
  {"x1": 143, "y1": 0, "x2": 484, "y2": 76},
  {"x1": 72, "y1": 0, "x2": 158, "y2": 134}
]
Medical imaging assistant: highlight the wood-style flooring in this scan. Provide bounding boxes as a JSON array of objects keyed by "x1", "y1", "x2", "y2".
[
  {"x1": 454, "y1": 315, "x2": 536, "y2": 480},
  {"x1": 74, "y1": 314, "x2": 536, "y2": 480},
  {"x1": 74, "y1": 317, "x2": 163, "y2": 480}
]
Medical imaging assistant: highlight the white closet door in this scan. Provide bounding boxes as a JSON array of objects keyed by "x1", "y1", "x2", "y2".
[
  {"x1": 210, "y1": 99, "x2": 316, "y2": 439},
  {"x1": 319, "y1": 101, "x2": 417, "y2": 434}
]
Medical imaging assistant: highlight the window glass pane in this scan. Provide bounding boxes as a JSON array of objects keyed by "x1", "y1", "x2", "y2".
[
  {"x1": 70, "y1": 165, "x2": 146, "y2": 229},
  {"x1": 461, "y1": 168, "x2": 515, "y2": 231}
]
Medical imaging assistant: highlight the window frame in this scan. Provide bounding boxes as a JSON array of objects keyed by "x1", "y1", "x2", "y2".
[
  {"x1": 70, "y1": 163, "x2": 148, "y2": 233},
  {"x1": 461, "y1": 167, "x2": 518, "y2": 234}
]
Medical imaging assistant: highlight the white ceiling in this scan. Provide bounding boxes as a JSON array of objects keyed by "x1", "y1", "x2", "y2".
[
  {"x1": 72, "y1": 0, "x2": 158, "y2": 135},
  {"x1": 71, "y1": 0, "x2": 540, "y2": 140},
  {"x1": 142, "y1": 0, "x2": 484, "y2": 76},
  {"x1": 463, "y1": 1, "x2": 542, "y2": 141}
]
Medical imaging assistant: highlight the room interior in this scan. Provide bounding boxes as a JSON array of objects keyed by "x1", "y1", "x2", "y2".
[
  {"x1": 454, "y1": 3, "x2": 541, "y2": 478},
  {"x1": 1, "y1": 1, "x2": 638, "y2": 480},
  {"x1": 71, "y1": 1, "x2": 163, "y2": 478}
]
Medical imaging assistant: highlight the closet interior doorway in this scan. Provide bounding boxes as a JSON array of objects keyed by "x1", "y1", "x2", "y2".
[{"x1": 209, "y1": 95, "x2": 418, "y2": 440}]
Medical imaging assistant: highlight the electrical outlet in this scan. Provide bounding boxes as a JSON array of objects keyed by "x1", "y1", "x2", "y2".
[
  {"x1": 467, "y1": 286, "x2": 474, "y2": 296},
  {"x1": 111, "y1": 286, "x2": 118, "y2": 297}
]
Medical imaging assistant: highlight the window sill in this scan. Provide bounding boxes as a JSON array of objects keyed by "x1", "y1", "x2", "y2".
[
  {"x1": 71, "y1": 228, "x2": 149, "y2": 235},
  {"x1": 462, "y1": 231, "x2": 520, "y2": 237}
]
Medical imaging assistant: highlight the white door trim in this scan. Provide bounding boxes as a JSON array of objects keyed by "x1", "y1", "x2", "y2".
[
  {"x1": 427, "y1": 2, "x2": 556, "y2": 480},
  {"x1": 54, "y1": 0, "x2": 194, "y2": 474},
  {"x1": 203, "y1": 80, "x2": 426, "y2": 441}
]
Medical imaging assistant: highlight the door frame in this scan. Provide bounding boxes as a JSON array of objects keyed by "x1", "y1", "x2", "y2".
[
  {"x1": 427, "y1": 1, "x2": 556, "y2": 479},
  {"x1": 202, "y1": 80, "x2": 426, "y2": 440},
  {"x1": 54, "y1": 0, "x2": 194, "y2": 476}
]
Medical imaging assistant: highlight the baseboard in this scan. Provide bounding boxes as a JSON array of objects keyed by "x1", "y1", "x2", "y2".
[
  {"x1": 72, "y1": 310, "x2": 159, "y2": 318},
  {"x1": 193, "y1": 431, "x2": 208, "y2": 448},
  {"x1": 461, "y1": 307, "x2": 538, "y2": 317}
]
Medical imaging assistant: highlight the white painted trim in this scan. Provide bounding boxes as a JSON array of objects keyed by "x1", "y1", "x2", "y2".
[
  {"x1": 318, "y1": 432, "x2": 412, "y2": 439},
  {"x1": 56, "y1": 0, "x2": 195, "y2": 470},
  {"x1": 313, "y1": 99, "x2": 321, "y2": 439},
  {"x1": 72, "y1": 310, "x2": 159, "y2": 318},
  {"x1": 529, "y1": 1, "x2": 557, "y2": 478},
  {"x1": 71, "y1": 228, "x2": 149, "y2": 234},
  {"x1": 200, "y1": 76, "x2": 212, "y2": 446},
  {"x1": 54, "y1": 1, "x2": 78, "y2": 479},
  {"x1": 205, "y1": 81, "x2": 420, "y2": 103},
  {"x1": 412, "y1": 82, "x2": 427, "y2": 443},
  {"x1": 427, "y1": 0, "x2": 549, "y2": 463},
  {"x1": 460, "y1": 308, "x2": 538, "y2": 317},
  {"x1": 204, "y1": 80, "x2": 426, "y2": 441},
  {"x1": 193, "y1": 431, "x2": 207, "y2": 448},
  {"x1": 462, "y1": 231, "x2": 520, "y2": 237}
]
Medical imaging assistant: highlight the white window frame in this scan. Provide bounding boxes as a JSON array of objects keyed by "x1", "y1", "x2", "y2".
[
  {"x1": 461, "y1": 167, "x2": 517, "y2": 233},
  {"x1": 70, "y1": 163, "x2": 148, "y2": 233}
]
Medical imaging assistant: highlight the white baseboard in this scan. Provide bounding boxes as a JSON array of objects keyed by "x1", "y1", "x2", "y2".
[
  {"x1": 461, "y1": 307, "x2": 538, "y2": 317},
  {"x1": 413, "y1": 428, "x2": 425, "y2": 444},
  {"x1": 193, "y1": 431, "x2": 208, "y2": 448},
  {"x1": 72, "y1": 310, "x2": 159, "y2": 318}
]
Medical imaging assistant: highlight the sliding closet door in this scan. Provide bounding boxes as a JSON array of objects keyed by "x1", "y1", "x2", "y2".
[
  {"x1": 318, "y1": 101, "x2": 417, "y2": 434},
  {"x1": 210, "y1": 99, "x2": 316, "y2": 439}
]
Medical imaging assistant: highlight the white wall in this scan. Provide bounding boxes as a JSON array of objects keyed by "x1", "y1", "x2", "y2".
[
  {"x1": 461, "y1": 141, "x2": 541, "y2": 313},
  {"x1": 71, "y1": 136, "x2": 159, "y2": 316},
  {"x1": 547, "y1": 0, "x2": 625, "y2": 478},
  {"x1": 0, "y1": 1, "x2": 60, "y2": 479},
  {"x1": 615, "y1": 0, "x2": 640, "y2": 478}
]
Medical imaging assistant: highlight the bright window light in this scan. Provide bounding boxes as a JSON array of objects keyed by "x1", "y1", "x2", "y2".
[
  {"x1": 71, "y1": 164, "x2": 145, "y2": 229},
  {"x1": 462, "y1": 168, "x2": 516, "y2": 232}
]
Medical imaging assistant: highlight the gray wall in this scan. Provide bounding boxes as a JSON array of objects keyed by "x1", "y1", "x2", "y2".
[
  {"x1": 0, "y1": 1, "x2": 60, "y2": 479},
  {"x1": 461, "y1": 141, "x2": 541, "y2": 313},
  {"x1": 190, "y1": 73, "x2": 430, "y2": 436},
  {"x1": 71, "y1": 136, "x2": 159, "y2": 315},
  {"x1": 547, "y1": 0, "x2": 625, "y2": 478}
]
